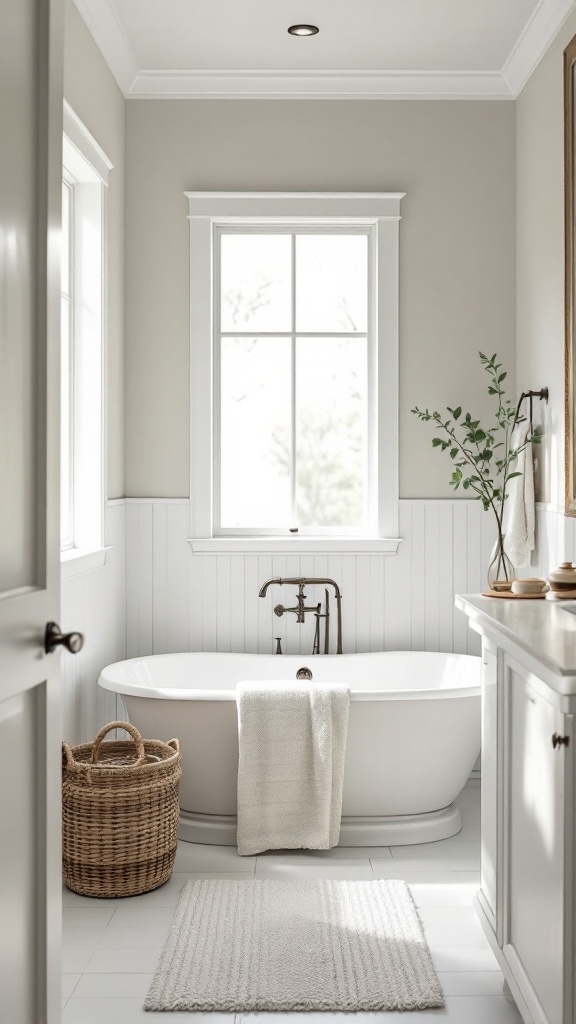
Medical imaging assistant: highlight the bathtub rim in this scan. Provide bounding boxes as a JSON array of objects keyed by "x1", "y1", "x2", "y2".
[{"x1": 98, "y1": 650, "x2": 481, "y2": 702}]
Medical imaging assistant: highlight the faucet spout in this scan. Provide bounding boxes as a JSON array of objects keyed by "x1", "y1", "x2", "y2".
[{"x1": 258, "y1": 577, "x2": 284, "y2": 598}]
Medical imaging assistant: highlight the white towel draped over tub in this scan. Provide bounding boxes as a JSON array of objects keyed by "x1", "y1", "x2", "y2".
[{"x1": 236, "y1": 680, "x2": 350, "y2": 857}]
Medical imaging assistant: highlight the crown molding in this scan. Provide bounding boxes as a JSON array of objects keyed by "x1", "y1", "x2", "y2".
[
  {"x1": 502, "y1": 0, "x2": 576, "y2": 97},
  {"x1": 129, "y1": 68, "x2": 512, "y2": 100},
  {"x1": 73, "y1": 0, "x2": 139, "y2": 95}
]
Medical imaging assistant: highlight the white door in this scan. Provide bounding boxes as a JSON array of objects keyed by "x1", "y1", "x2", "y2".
[
  {"x1": 504, "y1": 664, "x2": 573, "y2": 1024},
  {"x1": 0, "y1": 2, "x2": 72, "y2": 1021}
]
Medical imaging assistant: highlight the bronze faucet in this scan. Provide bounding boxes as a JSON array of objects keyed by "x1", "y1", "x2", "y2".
[{"x1": 258, "y1": 577, "x2": 343, "y2": 654}]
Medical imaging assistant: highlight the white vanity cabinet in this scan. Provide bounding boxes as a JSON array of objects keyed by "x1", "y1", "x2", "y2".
[
  {"x1": 457, "y1": 596, "x2": 576, "y2": 1024},
  {"x1": 503, "y1": 657, "x2": 573, "y2": 1024}
]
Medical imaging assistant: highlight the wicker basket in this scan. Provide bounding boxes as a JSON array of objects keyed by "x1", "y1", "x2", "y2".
[{"x1": 62, "y1": 721, "x2": 181, "y2": 898}]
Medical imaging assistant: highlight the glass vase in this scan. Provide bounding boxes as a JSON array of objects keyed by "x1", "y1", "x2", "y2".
[{"x1": 487, "y1": 536, "x2": 515, "y2": 592}]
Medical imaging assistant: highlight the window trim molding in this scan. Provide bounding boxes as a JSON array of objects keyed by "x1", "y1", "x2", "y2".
[
  {"x1": 60, "y1": 104, "x2": 110, "y2": 568},
  {"x1": 187, "y1": 537, "x2": 402, "y2": 555},
  {"x1": 60, "y1": 546, "x2": 112, "y2": 580},
  {"x1": 63, "y1": 101, "x2": 113, "y2": 186},
  {"x1": 186, "y1": 191, "x2": 404, "y2": 553}
]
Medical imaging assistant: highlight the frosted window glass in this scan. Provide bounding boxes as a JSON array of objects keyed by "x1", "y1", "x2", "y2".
[
  {"x1": 221, "y1": 234, "x2": 291, "y2": 332},
  {"x1": 60, "y1": 296, "x2": 72, "y2": 547},
  {"x1": 296, "y1": 234, "x2": 368, "y2": 333},
  {"x1": 220, "y1": 337, "x2": 292, "y2": 527},
  {"x1": 296, "y1": 338, "x2": 367, "y2": 528},
  {"x1": 216, "y1": 231, "x2": 370, "y2": 532}
]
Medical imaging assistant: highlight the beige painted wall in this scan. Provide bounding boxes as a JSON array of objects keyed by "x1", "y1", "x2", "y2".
[
  {"x1": 516, "y1": 11, "x2": 576, "y2": 510},
  {"x1": 125, "y1": 100, "x2": 516, "y2": 498},
  {"x1": 63, "y1": 0, "x2": 125, "y2": 498}
]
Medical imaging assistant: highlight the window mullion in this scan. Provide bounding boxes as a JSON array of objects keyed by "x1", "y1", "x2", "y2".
[
  {"x1": 290, "y1": 233, "x2": 297, "y2": 528},
  {"x1": 220, "y1": 330, "x2": 367, "y2": 338},
  {"x1": 213, "y1": 226, "x2": 222, "y2": 535}
]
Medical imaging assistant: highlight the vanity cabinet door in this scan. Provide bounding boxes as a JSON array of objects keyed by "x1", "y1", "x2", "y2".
[
  {"x1": 479, "y1": 639, "x2": 499, "y2": 935},
  {"x1": 503, "y1": 664, "x2": 573, "y2": 1024}
]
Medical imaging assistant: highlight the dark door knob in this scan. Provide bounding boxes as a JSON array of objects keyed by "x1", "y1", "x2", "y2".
[
  {"x1": 552, "y1": 733, "x2": 570, "y2": 749},
  {"x1": 44, "y1": 622, "x2": 84, "y2": 655}
]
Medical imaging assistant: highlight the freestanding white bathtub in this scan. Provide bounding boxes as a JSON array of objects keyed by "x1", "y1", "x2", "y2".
[{"x1": 98, "y1": 651, "x2": 481, "y2": 847}]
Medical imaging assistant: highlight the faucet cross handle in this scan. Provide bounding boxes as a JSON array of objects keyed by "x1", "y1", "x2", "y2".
[{"x1": 295, "y1": 582, "x2": 307, "y2": 623}]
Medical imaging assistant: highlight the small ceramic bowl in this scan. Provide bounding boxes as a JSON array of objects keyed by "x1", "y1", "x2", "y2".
[
  {"x1": 511, "y1": 578, "x2": 548, "y2": 596},
  {"x1": 549, "y1": 563, "x2": 576, "y2": 592}
]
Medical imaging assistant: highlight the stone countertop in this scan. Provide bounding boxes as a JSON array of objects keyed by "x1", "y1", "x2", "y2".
[{"x1": 456, "y1": 594, "x2": 576, "y2": 694}]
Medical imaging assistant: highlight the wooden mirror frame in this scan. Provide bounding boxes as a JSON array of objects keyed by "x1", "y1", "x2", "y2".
[{"x1": 565, "y1": 33, "x2": 576, "y2": 515}]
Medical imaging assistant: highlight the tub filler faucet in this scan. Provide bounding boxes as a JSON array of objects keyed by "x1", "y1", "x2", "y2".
[{"x1": 258, "y1": 577, "x2": 343, "y2": 655}]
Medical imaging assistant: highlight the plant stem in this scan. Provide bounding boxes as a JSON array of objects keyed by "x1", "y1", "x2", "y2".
[{"x1": 433, "y1": 418, "x2": 493, "y2": 506}]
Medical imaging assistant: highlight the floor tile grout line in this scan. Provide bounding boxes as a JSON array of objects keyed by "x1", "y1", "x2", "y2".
[
  {"x1": 67, "y1": 974, "x2": 82, "y2": 999},
  {"x1": 66, "y1": 992, "x2": 513, "y2": 999}
]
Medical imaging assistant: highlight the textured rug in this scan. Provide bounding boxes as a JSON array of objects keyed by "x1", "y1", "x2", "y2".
[{"x1": 144, "y1": 878, "x2": 444, "y2": 1012}]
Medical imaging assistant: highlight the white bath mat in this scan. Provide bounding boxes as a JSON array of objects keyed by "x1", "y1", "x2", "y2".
[{"x1": 144, "y1": 878, "x2": 444, "y2": 1012}]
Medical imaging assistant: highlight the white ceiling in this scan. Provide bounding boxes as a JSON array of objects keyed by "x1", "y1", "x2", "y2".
[
  {"x1": 74, "y1": 0, "x2": 576, "y2": 99},
  {"x1": 107, "y1": 0, "x2": 536, "y2": 72}
]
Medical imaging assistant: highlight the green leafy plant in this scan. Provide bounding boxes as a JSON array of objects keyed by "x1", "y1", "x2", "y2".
[{"x1": 412, "y1": 352, "x2": 541, "y2": 584}]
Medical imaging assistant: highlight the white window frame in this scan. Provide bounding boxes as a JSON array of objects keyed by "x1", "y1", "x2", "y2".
[
  {"x1": 186, "y1": 192, "x2": 404, "y2": 554},
  {"x1": 60, "y1": 103, "x2": 111, "y2": 579}
]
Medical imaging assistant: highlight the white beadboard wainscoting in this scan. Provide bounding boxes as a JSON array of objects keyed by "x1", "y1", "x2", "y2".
[
  {"x1": 58, "y1": 501, "x2": 576, "y2": 768},
  {"x1": 60, "y1": 501, "x2": 576, "y2": 746},
  {"x1": 124, "y1": 499, "x2": 499, "y2": 661},
  {"x1": 60, "y1": 502, "x2": 126, "y2": 744}
]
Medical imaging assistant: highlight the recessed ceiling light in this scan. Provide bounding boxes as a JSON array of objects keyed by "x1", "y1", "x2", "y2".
[{"x1": 288, "y1": 24, "x2": 319, "y2": 37}]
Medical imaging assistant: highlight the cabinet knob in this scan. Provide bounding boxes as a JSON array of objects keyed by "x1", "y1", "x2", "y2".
[{"x1": 552, "y1": 733, "x2": 570, "y2": 749}]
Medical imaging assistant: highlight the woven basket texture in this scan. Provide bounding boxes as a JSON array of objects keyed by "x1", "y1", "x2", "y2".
[{"x1": 62, "y1": 721, "x2": 181, "y2": 898}]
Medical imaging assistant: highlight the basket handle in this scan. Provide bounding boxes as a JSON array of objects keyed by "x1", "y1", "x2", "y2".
[
  {"x1": 168, "y1": 738, "x2": 179, "y2": 753},
  {"x1": 90, "y1": 721, "x2": 147, "y2": 766},
  {"x1": 62, "y1": 741, "x2": 76, "y2": 767}
]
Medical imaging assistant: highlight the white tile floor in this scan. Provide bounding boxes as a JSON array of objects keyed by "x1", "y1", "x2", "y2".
[{"x1": 62, "y1": 786, "x2": 522, "y2": 1024}]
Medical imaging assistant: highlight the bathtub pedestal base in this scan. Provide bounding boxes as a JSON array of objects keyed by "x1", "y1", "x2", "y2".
[{"x1": 178, "y1": 802, "x2": 462, "y2": 847}]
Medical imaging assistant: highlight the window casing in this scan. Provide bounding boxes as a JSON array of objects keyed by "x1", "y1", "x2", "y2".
[
  {"x1": 60, "y1": 104, "x2": 111, "y2": 573},
  {"x1": 187, "y1": 193, "x2": 403, "y2": 554}
]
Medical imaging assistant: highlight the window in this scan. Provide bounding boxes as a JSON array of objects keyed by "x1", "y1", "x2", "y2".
[
  {"x1": 217, "y1": 229, "x2": 369, "y2": 534},
  {"x1": 61, "y1": 176, "x2": 74, "y2": 549},
  {"x1": 187, "y1": 193, "x2": 403, "y2": 553},
  {"x1": 60, "y1": 103, "x2": 111, "y2": 574}
]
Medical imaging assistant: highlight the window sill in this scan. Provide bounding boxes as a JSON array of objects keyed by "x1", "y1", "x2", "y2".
[
  {"x1": 187, "y1": 537, "x2": 402, "y2": 555},
  {"x1": 60, "y1": 546, "x2": 111, "y2": 580}
]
